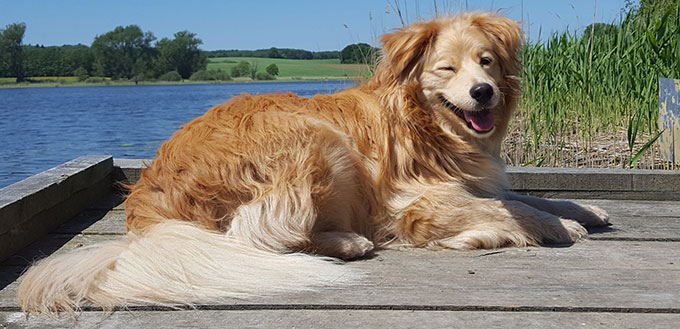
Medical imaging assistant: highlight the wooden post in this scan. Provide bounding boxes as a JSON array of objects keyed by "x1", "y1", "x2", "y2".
[{"x1": 659, "y1": 78, "x2": 680, "y2": 164}]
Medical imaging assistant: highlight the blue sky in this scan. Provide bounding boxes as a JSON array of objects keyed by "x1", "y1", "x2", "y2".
[{"x1": 1, "y1": 0, "x2": 630, "y2": 51}]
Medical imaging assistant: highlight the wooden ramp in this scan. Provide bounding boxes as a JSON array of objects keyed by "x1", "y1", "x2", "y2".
[{"x1": 1, "y1": 191, "x2": 679, "y2": 328}]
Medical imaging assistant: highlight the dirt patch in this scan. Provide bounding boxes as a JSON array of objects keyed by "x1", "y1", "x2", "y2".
[{"x1": 502, "y1": 124, "x2": 678, "y2": 170}]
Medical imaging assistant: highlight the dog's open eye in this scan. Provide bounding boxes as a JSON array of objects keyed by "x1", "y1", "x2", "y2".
[
  {"x1": 438, "y1": 66, "x2": 457, "y2": 73},
  {"x1": 480, "y1": 57, "x2": 492, "y2": 66}
]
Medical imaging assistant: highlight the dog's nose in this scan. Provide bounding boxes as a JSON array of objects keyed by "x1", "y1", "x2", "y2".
[{"x1": 469, "y1": 83, "x2": 494, "y2": 104}]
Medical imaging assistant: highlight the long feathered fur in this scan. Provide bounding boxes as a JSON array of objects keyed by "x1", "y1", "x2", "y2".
[{"x1": 17, "y1": 220, "x2": 361, "y2": 314}]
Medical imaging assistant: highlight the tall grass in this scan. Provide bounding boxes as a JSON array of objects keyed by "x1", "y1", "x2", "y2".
[{"x1": 503, "y1": 1, "x2": 680, "y2": 169}]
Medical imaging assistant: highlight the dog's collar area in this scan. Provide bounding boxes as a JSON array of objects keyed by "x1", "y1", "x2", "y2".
[{"x1": 439, "y1": 95, "x2": 494, "y2": 134}]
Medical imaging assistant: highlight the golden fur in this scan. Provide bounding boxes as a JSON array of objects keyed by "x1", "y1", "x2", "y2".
[{"x1": 17, "y1": 12, "x2": 609, "y2": 313}]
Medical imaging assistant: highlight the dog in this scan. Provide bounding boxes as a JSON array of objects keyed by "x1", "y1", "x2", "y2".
[{"x1": 17, "y1": 12, "x2": 609, "y2": 313}]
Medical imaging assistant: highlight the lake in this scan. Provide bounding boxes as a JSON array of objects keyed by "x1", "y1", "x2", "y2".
[{"x1": 0, "y1": 81, "x2": 354, "y2": 188}]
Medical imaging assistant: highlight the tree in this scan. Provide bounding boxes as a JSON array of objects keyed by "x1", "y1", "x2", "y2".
[
  {"x1": 340, "y1": 43, "x2": 377, "y2": 64},
  {"x1": 22, "y1": 44, "x2": 94, "y2": 77},
  {"x1": 248, "y1": 61, "x2": 259, "y2": 80},
  {"x1": 231, "y1": 61, "x2": 250, "y2": 77},
  {"x1": 265, "y1": 63, "x2": 279, "y2": 76},
  {"x1": 1, "y1": 23, "x2": 27, "y2": 82},
  {"x1": 74, "y1": 66, "x2": 89, "y2": 81},
  {"x1": 159, "y1": 70, "x2": 182, "y2": 81},
  {"x1": 583, "y1": 23, "x2": 618, "y2": 38},
  {"x1": 255, "y1": 71, "x2": 275, "y2": 80},
  {"x1": 268, "y1": 47, "x2": 282, "y2": 58},
  {"x1": 91, "y1": 25, "x2": 156, "y2": 79},
  {"x1": 155, "y1": 31, "x2": 207, "y2": 79}
]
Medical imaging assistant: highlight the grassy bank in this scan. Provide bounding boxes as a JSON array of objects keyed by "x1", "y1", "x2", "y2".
[
  {"x1": 0, "y1": 75, "x2": 354, "y2": 89},
  {"x1": 0, "y1": 58, "x2": 365, "y2": 89},
  {"x1": 207, "y1": 57, "x2": 367, "y2": 78}
]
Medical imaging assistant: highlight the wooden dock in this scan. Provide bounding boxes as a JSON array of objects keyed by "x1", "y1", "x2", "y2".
[{"x1": 1, "y1": 157, "x2": 679, "y2": 328}]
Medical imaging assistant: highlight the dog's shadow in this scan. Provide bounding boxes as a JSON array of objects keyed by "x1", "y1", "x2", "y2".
[
  {"x1": 587, "y1": 224, "x2": 616, "y2": 235},
  {"x1": 0, "y1": 192, "x2": 126, "y2": 292}
]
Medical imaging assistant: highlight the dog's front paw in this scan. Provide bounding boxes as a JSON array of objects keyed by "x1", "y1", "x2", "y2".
[
  {"x1": 561, "y1": 219, "x2": 588, "y2": 242},
  {"x1": 578, "y1": 205, "x2": 610, "y2": 227}
]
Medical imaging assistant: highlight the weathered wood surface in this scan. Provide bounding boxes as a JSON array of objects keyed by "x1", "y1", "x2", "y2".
[
  {"x1": 2, "y1": 310, "x2": 680, "y2": 329},
  {"x1": 1, "y1": 193, "x2": 679, "y2": 328},
  {"x1": 0, "y1": 155, "x2": 113, "y2": 262}
]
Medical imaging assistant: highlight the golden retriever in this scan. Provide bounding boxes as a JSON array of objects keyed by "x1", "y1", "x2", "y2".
[{"x1": 17, "y1": 12, "x2": 609, "y2": 313}]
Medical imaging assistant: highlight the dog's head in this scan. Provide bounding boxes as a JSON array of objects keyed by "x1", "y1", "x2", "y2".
[{"x1": 380, "y1": 12, "x2": 523, "y2": 141}]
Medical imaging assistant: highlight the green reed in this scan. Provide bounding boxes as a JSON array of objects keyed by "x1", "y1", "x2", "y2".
[{"x1": 503, "y1": 0, "x2": 680, "y2": 169}]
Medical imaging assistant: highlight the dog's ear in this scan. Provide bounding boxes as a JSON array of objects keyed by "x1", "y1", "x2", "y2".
[
  {"x1": 471, "y1": 13, "x2": 524, "y2": 76},
  {"x1": 381, "y1": 21, "x2": 438, "y2": 83}
]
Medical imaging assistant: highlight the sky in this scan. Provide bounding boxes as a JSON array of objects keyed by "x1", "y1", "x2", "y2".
[{"x1": 1, "y1": 0, "x2": 630, "y2": 51}]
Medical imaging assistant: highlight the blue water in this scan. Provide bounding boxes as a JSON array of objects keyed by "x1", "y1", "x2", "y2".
[{"x1": 0, "y1": 81, "x2": 354, "y2": 188}]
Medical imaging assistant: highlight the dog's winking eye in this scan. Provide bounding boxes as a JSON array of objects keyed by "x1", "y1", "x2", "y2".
[
  {"x1": 480, "y1": 57, "x2": 492, "y2": 66},
  {"x1": 438, "y1": 66, "x2": 457, "y2": 73}
]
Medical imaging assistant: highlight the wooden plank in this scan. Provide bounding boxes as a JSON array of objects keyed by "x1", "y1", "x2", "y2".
[
  {"x1": 0, "y1": 156, "x2": 113, "y2": 262},
  {"x1": 0, "y1": 156, "x2": 113, "y2": 234},
  {"x1": 1, "y1": 234, "x2": 119, "y2": 267},
  {"x1": 576, "y1": 199, "x2": 680, "y2": 217},
  {"x1": 3, "y1": 310, "x2": 680, "y2": 329},
  {"x1": 2, "y1": 239, "x2": 679, "y2": 309},
  {"x1": 52, "y1": 209, "x2": 127, "y2": 235}
]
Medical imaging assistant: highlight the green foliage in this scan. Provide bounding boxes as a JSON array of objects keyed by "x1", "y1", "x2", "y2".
[
  {"x1": 509, "y1": 0, "x2": 680, "y2": 168},
  {"x1": 155, "y1": 31, "x2": 207, "y2": 79},
  {"x1": 248, "y1": 61, "x2": 259, "y2": 80},
  {"x1": 0, "y1": 23, "x2": 27, "y2": 82},
  {"x1": 22, "y1": 44, "x2": 94, "y2": 77},
  {"x1": 265, "y1": 63, "x2": 279, "y2": 76},
  {"x1": 268, "y1": 47, "x2": 282, "y2": 58},
  {"x1": 340, "y1": 43, "x2": 377, "y2": 64},
  {"x1": 208, "y1": 57, "x2": 363, "y2": 78},
  {"x1": 159, "y1": 70, "x2": 182, "y2": 81},
  {"x1": 231, "y1": 61, "x2": 251, "y2": 77},
  {"x1": 74, "y1": 66, "x2": 89, "y2": 81},
  {"x1": 255, "y1": 71, "x2": 275, "y2": 80},
  {"x1": 583, "y1": 23, "x2": 618, "y2": 37},
  {"x1": 206, "y1": 48, "x2": 334, "y2": 59},
  {"x1": 189, "y1": 69, "x2": 231, "y2": 81},
  {"x1": 91, "y1": 25, "x2": 156, "y2": 79}
]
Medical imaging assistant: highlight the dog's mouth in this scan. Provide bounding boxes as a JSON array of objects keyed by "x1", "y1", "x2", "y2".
[{"x1": 439, "y1": 96, "x2": 494, "y2": 134}]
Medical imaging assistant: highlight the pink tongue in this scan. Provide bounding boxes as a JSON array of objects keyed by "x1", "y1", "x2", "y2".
[{"x1": 463, "y1": 110, "x2": 494, "y2": 132}]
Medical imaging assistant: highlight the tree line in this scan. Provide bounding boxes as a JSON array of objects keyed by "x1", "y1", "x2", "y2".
[
  {"x1": 206, "y1": 48, "x2": 339, "y2": 60},
  {"x1": 0, "y1": 21, "x2": 378, "y2": 83},
  {"x1": 0, "y1": 24, "x2": 207, "y2": 82},
  {"x1": 207, "y1": 45, "x2": 378, "y2": 64}
]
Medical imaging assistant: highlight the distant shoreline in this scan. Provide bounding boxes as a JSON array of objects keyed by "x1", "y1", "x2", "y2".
[{"x1": 0, "y1": 76, "x2": 358, "y2": 89}]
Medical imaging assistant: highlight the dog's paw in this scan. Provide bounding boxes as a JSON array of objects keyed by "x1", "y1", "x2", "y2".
[
  {"x1": 559, "y1": 219, "x2": 588, "y2": 242},
  {"x1": 340, "y1": 235, "x2": 374, "y2": 259},
  {"x1": 312, "y1": 232, "x2": 374, "y2": 260},
  {"x1": 576, "y1": 205, "x2": 610, "y2": 227}
]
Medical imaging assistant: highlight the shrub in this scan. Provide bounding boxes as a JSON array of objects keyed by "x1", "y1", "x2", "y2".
[
  {"x1": 189, "y1": 70, "x2": 231, "y2": 81},
  {"x1": 231, "y1": 61, "x2": 250, "y2": 77},
  {"x1": 159, "y1": 71, "x2": 182, "y2": 81},
  {"x1": 265, "y1": 63, "x2": 279, "y2": 76},
  {"x1": 255, "y1": 71, "x2": 275, "y2": 80},
  {"x1": 340, "y1": 43, "x2": 378, "y2": 64},
  {"x1": 74, "y1": 67, "x2": 89, "y2": 81}
]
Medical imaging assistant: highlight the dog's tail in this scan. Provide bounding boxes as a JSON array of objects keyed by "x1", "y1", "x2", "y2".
[{"x1": 16, "y1": 220, "x2": 360, "y2": 314}]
